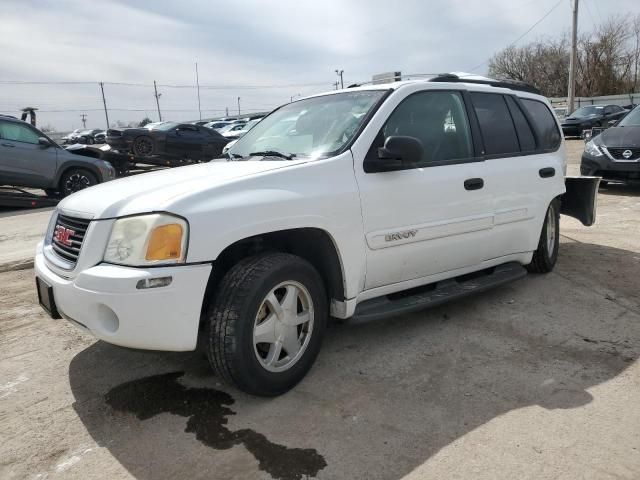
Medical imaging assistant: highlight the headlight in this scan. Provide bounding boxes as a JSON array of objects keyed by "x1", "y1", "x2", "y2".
[
  {"x1": 584, "y1": 140, "x2": 603, "y2": 157},
  {"x1": 104, "y1": 213, "x2": 188, "y2": 266}
]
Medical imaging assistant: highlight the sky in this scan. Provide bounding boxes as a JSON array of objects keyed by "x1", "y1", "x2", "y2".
[{"x1": 1, "y1": 0, "x2": 638, "y2": 131}]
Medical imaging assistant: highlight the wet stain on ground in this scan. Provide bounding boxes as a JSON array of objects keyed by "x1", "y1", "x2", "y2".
[{"x1": 104, "y1": 371, "x2": 326, "y2": 480}]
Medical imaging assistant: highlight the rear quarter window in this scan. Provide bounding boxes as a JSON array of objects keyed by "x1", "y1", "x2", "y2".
[
  {"x1": 520, "y1": 99, "x2": 561, "y2": 150},
  {"x1": 469, "y1": 92, "x2": 520, "y2": 156}
]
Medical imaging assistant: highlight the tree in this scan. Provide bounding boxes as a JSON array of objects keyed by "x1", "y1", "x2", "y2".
[
  {"x1": 488, "y1": 14, "x2": 640, "y2": 98},
  {"x1": 138, "y1": 117, "x2": 153, "y2": 127}
]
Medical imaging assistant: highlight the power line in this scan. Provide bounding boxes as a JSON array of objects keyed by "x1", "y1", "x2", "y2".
[
  {"x1": 468, "y1": 0, "x2": 564, "y2": 72},
  {"x1": 0, "y1": 80, "x2": 331, "y2": 90}
]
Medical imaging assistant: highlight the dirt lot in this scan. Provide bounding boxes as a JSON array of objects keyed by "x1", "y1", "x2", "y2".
[{"x1": 1, "y1": 140, "x2": 639, "y2": 480}]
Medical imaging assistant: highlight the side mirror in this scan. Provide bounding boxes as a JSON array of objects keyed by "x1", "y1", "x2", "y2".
[{"x1": 38, "y1": 137, "x2": 52, "y2": 147}]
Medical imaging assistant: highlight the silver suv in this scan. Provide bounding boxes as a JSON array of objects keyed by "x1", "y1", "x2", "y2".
[{"x1": 0, "y1": 116, "x2": 115, "y2": 197}]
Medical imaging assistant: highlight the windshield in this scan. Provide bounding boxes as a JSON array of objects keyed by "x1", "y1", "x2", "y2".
[
  {"x1": 228, "y1": 90, "x2": 386, "y2": 159},
  {"x1": 618, "y1": 106, "x2": 640, "y2": 127},
  {"x1": 148, "y1": 122, "x2": 178, "y2": 131},
  {"x1": 571, "y1": 106, "x2": 603, "y2": 118}
]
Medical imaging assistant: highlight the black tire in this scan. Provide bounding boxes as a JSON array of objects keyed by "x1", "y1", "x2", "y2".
[
  {"x1": 204, "y1": 252, "x2": 328, "y2": 396},
  {"x1": 59, "y1": 168, "x2": 98, "y2": 197},
  {"x1": 599, "y1": 180, "x2": 608, "y2": 188},
  {"x1": 527, "y1": 199, "x2": 560, "y2": 273},
  {"x1": 132, "y1": 136, "x2": 154, "y2": 157},
  {"x1": 87, "y1": 137, "x2": 95, "y2": 145},
  {"x1": 44, "y1": 188, "x2": 59, "y2": 198}
]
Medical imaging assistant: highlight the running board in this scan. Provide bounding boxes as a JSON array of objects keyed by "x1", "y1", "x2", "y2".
[{"x1": 351, "y1": 262, "x2": 527, "y2": 323}]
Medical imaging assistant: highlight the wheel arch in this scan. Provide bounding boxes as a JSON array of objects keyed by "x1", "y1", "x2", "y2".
[
  {"x1": 199, "y1": 227, "x2": 346, "y2": 329},
  {"x1": 53, "y1": 161, "x2": 102, "y2": 188}
]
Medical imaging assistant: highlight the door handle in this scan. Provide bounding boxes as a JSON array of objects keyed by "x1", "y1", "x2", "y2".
[
  {"x1": 539, "y1": 167, "x2": 555, "y2": 178},
  {"x1": 464, "y1": 178, "x2": 484, "y2": 191},
  {"x1": 1, "y1": 142, "x2": 15, "y2": 148}
]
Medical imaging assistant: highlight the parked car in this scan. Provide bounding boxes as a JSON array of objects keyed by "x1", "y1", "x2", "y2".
[
  {"x1": 0, "y1": 116, "x2": 115, "y2": 197},
  {"x1": 35, "y1": 74, "x2": 598, "y2": 396},
  {"x1": 94, "y1": 130, "x2": 107, "y2": 144},
  {"x1": 203, "y1": 120, "x2": 234, "y2": 131},
  {"x1": 61, "y1": 129, "x2": 82, "y2": 144},
  {"x1": 106, "y1": 121, "x2": 229, "y2": 162},
  {"x1": 581, "y1": 104, "x2": 640, "y2": 185},
  {"x1": 217, "y1": 123, "x2": 247, "y2": 135},
  {"x1": 74, "y1": 129, "x2": 103, "y2": 145},
  {"x1": 561, "y1": 104, "x2": 628, "y2": 137},
  {"x1": 221, "y1": 119, "x2": 261, "y2": 140}
]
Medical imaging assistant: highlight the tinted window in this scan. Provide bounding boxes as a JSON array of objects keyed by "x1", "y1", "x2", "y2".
[
  {"x1": 470, "y1": 93, "x2": 520, "y2": 155},
  {"x1": 378, "y1": 90, "x2": 473, "y2": 165},
  {"x1": 505, "y1": 96, "x2": 536, "y2": 151},
  {"x1": 0, "y1": 121, "x2": 40, "y2": 144},
  {"x1": 521, "y1": 99, "x2": 561, "y2": 150}
]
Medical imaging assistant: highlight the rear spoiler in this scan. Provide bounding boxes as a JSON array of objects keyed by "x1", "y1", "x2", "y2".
[{"x1": 561, "y1": 176, "x2": 600, "y2": 226}]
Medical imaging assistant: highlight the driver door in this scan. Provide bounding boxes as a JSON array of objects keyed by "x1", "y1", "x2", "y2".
[
  {"x1": 353, "y1": 89, "x2": 493, "y2": 290},
  {"x1": 0, "y1": 120, "x2": 57, "y2": 188}
]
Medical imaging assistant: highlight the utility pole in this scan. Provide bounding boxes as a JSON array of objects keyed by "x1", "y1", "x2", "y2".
[
  {"x1": 153, "y1": 80, "x2": 162, "y2": 122},
  {"x1": 225, "y1": 107, "x2": 229, "y2": 117},
  {"x1": 335, "y1": 69, "x2": 344, "y2": 89},
  {"x1": 567, "y1": 0, "x2": 579, "y2": 115},
  {"x1": 195, "y1": 62, "x2": 202, "y2": 120},
  {"x1": 237, "y1": 97, "x2": 241, "y2": 116},
  {"x1": 333, "y1": 81, "x2": 339, "y2": 90},
  {"x1": 99, "y1": 82, "x2": 109, "y2": 128},
  {"x1": 80, "y1": 113, "x2": 87, "y2": 128}
]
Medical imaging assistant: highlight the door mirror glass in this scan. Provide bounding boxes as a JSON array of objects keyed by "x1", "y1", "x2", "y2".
[{"x1": 38, "y1": 137, "x2": 51, "y2": 147}]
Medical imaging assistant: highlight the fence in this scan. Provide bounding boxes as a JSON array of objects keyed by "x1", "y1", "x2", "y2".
[{"x1": 549, "y1": 93, "x2": 640, "y2": 110}]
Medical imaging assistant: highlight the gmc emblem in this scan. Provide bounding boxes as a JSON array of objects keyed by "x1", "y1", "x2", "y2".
[{"x1": 54, "y1": 225, "x2": 75, "y2": 247}]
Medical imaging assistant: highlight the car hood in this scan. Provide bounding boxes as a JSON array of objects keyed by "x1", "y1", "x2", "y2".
[
  {"x1": 57, "y1": 159, "x2": 308, "y2": 219},
  {"x1": 598, "y1": 126, "x2": 640, "y2": 147}
]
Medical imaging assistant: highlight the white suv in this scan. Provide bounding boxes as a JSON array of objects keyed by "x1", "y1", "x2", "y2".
[{"x1": 35, "y1": 74, "x2": 598, "y2": 396}]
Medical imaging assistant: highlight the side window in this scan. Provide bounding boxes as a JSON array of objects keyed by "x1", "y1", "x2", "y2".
[
  {"x1": 504, "y1": 96, "x2": 536, "y2": 152},
  {"x1": 604, "y1": 106, "x2": 613, "y2": 115},
  {"x1": 375, "y1": 90, "x2": 473, "y2": 166},
  {"x1": 0, "y1": 121, "x2": 40, "y2": 145},
  {"x1": 470, "y1": 92, "x2": 520, "y2": 156},
  {"x1": 521, "y1": 99, "x2": 561, "y2": 150}
]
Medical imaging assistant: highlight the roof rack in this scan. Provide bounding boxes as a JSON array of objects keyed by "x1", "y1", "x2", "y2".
[{"x1": 429, "y1": 73, "x2": 541, "y2": 94}]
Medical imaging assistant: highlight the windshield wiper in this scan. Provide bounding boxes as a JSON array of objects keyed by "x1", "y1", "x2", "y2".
[
  {"x1": 226, "y1": 152, "x2": 244, "y2": 160},
  {"x1": 248, "y1": 150, "x2": 296, "y2": 160}
]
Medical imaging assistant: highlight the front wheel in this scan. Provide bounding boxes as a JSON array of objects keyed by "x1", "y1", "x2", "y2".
[
  {"x1": 204, "y1": 253, "x2": 327, "y2": 396},
  {"x1": 527, "y1": 199, "x2": 560, "y2": 273},
  {"x1": 59, "y1": 168, "x2": 98, "y2": 197}
]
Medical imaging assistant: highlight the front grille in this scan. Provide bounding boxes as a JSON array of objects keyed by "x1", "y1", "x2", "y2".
[
  {"x1": 606, "y1": 147, "x2": 640, "y2": 160},
  {"x1": 51, "y1": 214, "x2": 91, "y2": 266}
]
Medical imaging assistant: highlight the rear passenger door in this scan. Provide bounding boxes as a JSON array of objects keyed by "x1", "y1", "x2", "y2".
[{"x1": 469, "y1": 92, "x2": 563, "y2": 259}]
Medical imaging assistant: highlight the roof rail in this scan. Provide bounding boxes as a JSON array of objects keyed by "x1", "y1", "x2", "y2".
[{"x1": 429, "y1": 73, "x2": 541, "y2": 94}]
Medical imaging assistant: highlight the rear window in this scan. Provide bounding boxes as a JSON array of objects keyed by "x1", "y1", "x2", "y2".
[
  {"x1": 470, "y1": 92, "x2": 520, "y2": 155},
  {"x1": 504, "y1": 96, "x2": 536, "y2": 152},
  {"x1": 521, "y1": 99, "x2": 561, "y2": 150}
]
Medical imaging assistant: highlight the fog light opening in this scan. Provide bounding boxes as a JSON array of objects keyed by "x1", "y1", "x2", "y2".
[{"x1": 136, "y1": 276, "x2": 173, "y2": 289}]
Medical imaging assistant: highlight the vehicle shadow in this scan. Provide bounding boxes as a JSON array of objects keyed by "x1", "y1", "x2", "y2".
[
  {"x1": 69, "y1": 240, "x2": 639, "y2": 480},
  {"x1": 599, "y1": 182, "x2": 640, "y2": 197}
]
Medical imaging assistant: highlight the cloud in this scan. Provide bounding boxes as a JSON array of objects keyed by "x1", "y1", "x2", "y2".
[{"x1": 1, "y1": 0, "x2": 638, "y2": 129}]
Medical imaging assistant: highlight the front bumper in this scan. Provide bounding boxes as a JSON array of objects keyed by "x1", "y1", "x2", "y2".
[
  {"x1": 105, "y1": 137, "x2": 131, "y2": 152},
  {"x1": 562, "y1": 124, "x2": 588, "y2": 137},
  {"x1": 581, "y1": 153, "x2": 640, "y2": 182},
  {"x1": 35, "y1": 243, "x2": 212, "y2": 351}
]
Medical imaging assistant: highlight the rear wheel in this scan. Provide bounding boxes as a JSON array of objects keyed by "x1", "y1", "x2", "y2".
[
  {"x1": 132, "y1": 136, "x2": 154, "y2": 157},
  {"x1": 59, "y1": 168, "x2": 98, "y2": 197},
  {"x1": 527, "y1": 199, "x2": 560, "y2": 273},
  {"x1": 204, "y1": 252, "x2": 327, "y2": 396},
  {"x1": 87, "y1": 137, "x2": 95, "y2": 145}
]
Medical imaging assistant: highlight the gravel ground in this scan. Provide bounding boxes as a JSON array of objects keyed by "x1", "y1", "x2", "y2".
[{"x1": 1, "y1": 140, "x2": 639, "y2": 480}]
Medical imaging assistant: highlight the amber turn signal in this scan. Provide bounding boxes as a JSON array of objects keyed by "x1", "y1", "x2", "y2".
[{"x1": 145, "y1": 224, "x2": 183, "y2": 261}]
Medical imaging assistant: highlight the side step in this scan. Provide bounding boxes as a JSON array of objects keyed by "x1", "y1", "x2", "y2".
[{"x1": 351, "y1": 262, "x2": 527, "y2": 323}]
